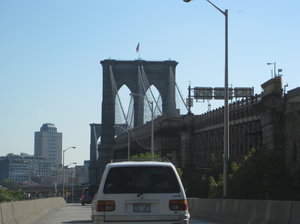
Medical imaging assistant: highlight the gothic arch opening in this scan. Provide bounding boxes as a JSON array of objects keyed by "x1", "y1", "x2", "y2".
[
  {"x1": 143, "y1": 85, "x2": 162, "y2": 123},
  {"x1": 114, "y1": 84, "x2": 133, "y2": 126}
]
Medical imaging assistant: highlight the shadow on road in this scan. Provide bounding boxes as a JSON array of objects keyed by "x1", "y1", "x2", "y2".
[{"x1": 62, "y1": 221, "x2": 92, "y2": 223}]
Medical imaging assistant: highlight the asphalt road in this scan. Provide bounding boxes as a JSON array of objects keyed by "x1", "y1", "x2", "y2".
[{"x1": 32, "y1": 203, "x2": 220, "y2": 224}]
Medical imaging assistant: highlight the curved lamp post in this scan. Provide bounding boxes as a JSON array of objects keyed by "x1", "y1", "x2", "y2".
[
  {"x1": 130, "y1": 93, "x2": 154, "y2": 160},
  {"x1": 66, "y1": 162, "x2": 77, "y2": 167},
  {"x1": 62, "y1": 146, "x2": 76, "y2": 199},
  {"x1": 65, "y1": 162, "x2": 76, "y2": 202},
  {"x1": 183, "y1": 0, "x2": 229, "y2": 198}
]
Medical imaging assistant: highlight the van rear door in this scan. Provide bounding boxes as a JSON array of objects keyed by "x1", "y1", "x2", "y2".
[{"x1": 102, "y1": 166, "x2": 183, "y2": 222}]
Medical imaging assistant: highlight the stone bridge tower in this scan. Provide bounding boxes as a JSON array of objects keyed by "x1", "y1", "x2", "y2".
[{"x1": 96, "y1": 59, "x2": 178, "y2": 181}]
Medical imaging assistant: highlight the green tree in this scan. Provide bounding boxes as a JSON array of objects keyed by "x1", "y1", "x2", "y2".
[
  {"x1": 131, "y1": 152, "x2": 183, "y2": 178},
  {"x1": 0, "y1": 188, "x2": 25, "y2": 202},
  {"x1": 208, "y1": 175, "x2": 223, "y2": 198},
  {"x1": 181, "y1": 167, "x2": 209, "y2": 198},
  {"x1": 229, "y1": 148, "x2": 288, "y2": 200},
  {"x1": 0, "y1": 179, "x2": 19, "y2": 190},
  {"x1": 182, "y1": 153, "x2": 223, "y2": 198},
  {"x1": 130, "y1": 152, "x2": 161, "y2": 160},
  {"x1": 207, "y1": 153, "x2": 223, "y2": 198}
]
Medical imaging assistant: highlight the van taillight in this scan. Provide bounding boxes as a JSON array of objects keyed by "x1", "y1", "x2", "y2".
[
  {"x1": 96, "y1": 200, "x2": 115, "y2": 211},
  {"x1": 169, "y1": 199, "x2": 188, "y2": 211}
]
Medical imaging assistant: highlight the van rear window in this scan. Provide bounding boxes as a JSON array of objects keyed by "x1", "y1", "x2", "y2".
[{"x1": 103, "y1": 166, "x2": 180, "y2": 194}]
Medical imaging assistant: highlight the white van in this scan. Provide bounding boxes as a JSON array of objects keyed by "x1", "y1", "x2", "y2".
[{"x1": 91, "y1": 161, "x2": 190, "y2": 224}]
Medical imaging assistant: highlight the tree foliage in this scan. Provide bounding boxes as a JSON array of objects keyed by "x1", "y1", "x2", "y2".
[
  {"x1": 0, "y1": 179, "x2": 19, "y2": 190},
  {"x1": 130, "y1": 152, "x2": 183, "y2": 178},
  {"x1": 229, "y1": 148, "x2": 289, "y2": 200},
  {"x1": 130, "y1": 152, "x2": 161, "y2": 161},
  {"x1": 132, "y1": 148, "x2": 299, "y2": 200},
  {"x1": 205, "y1": 148, "x2": 291, "y2": 200},
  {"x1": 0, "y1": 179, "x2": 25, "y2": 202},
  {"x1": 182, "y1": 147, "x2": 298, "y2": 200},
  {"x1": 181, "y1": 167, "x2": 209, "y2": 198},
  {"x1": 181, "y1": 153, "x2": 223, "y2": 198},
  {"x1": 0, "y1": 188, "x2": 25, "y2": 202}
]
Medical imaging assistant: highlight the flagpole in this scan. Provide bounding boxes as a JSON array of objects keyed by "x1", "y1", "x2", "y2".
[{"x1": 136, "y1": 42, "x2": 140, "y2": 59}]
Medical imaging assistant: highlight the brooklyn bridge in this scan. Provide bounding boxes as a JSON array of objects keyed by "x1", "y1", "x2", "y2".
[{"x1": 88, "y1": 59, "x2": 300, "y2": 186}]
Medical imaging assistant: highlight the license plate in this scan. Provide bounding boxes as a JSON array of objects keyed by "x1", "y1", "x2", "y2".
[{"x1": 133, "y1": 203, "x2": 151, "y2": 213}]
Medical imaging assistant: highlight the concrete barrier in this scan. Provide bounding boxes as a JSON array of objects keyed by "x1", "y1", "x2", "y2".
[
  {"x1": 187, "y1": 198, "x2": 298, "y2": 224},
  {"x1": 0, "y1": 202, "x2": 17, "y2": 224},
  {"x1": 0, "y1": 197, "x2": 65, "y2": 224}
]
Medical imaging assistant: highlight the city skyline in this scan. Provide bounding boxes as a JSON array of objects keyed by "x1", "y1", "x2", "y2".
[{"x1": 1, "y1": 0, "x2": 299, "y2": 166}]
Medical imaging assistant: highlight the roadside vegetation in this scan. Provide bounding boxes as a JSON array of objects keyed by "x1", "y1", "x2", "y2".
[
  {"x1": 0, "y1": 179, "x2": 25, "y2": 202},
  {"x1": 182, "y1": 148, "x2": 300, "y2": 200},
  {"x1": 130, "y1": 152, "x2": 161, "y2": 161},
  {"x1": 130, "y1": 152, "x2": 183, "y2": 177}
]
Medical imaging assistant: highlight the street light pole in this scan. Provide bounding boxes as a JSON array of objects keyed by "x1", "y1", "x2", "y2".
[
  {"x1": 62, "y1": 146, "x2": 76, "y2": 200},
  {"x1": 150, "y1": 101, "x2": 154, "y2": 160},
  {"x1": 183, "y1": 0, "x2": 229, "y2": 198},
  {"x1": 267, "y1": 62, "x2": 277, "y2": 77},
  {"x1": 224, "y1": 7, "x2": 229, "y2": 199},
  {"x1": 130, "y1": 93, "x2": 154, "y2": 160},
  {"x1": 71, "y1": 170, "x2": 74, "y2": 203},
  {"x1": 65, "y1": 162, "x2": 76, "y2": 202}
]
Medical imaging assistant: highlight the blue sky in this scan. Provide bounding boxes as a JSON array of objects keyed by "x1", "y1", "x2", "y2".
[{"x1": 0, "y1": 0, "x2": 299, "y2": 166}]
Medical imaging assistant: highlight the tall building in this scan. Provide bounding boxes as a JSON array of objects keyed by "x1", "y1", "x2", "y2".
[
  {"x1": 0, "y1": 153, "x2": 56, "y2": 184},
  {"x1": 75, "y1": 160, "x2": 90, "y2": 185},
  {"x1": 34, "y1": 123, "x2": 62, "y2": 166}
]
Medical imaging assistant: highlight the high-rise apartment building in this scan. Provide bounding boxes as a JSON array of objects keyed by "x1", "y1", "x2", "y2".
[{"x1": 34, "y1": 123, "x2": 62, "y2": 166}]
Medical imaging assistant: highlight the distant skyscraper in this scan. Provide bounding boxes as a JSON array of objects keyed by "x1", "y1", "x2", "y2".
[{"x1": 34, "y1": 123, "x2": 62, "y2": 166}]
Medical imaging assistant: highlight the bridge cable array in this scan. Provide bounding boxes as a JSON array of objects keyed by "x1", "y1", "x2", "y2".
[{"x1": 107, "y1": 64, "x2": 189, "y2": 152}]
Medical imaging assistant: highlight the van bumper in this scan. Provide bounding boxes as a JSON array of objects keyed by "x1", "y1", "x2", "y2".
[
  {"x1": 92, "y1": 216, "x2": 189, "y2": 224},
  {"x1": 92, "y1": 215, "x2": 104, "y2": 224},
  {"x1": 93, "y1": 221, "x2": 188, "y2": 224}
]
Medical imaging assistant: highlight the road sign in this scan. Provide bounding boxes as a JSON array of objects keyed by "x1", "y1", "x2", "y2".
[
  {"x1": 234, "y1": 87, "x2": 253, "y2": 98},
  {"x1": 214, "y1": 87, "x2": 233, "y2": 99},
  {"x1": 193, "y1": 87, "x2": 213, "y2": 100}
]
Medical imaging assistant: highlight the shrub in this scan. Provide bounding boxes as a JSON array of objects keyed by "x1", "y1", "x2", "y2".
[
  {"x1": 229, "y1": 148, "x2": 289, "y2": 200},
  {"x1": 0, "y1": 188, "x2": 25, "y2": 202}
]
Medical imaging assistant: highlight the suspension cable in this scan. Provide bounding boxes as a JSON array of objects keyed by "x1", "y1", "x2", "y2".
[
  {"x1": 169, "y1": 66, "x2": 189, "y2": 111},
  {"x1": 109, "y1": 66, "x2": 130, "y2": 127},
  {"x1": 141, "y1": 65, "x2": 163, "y2": 114}
]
